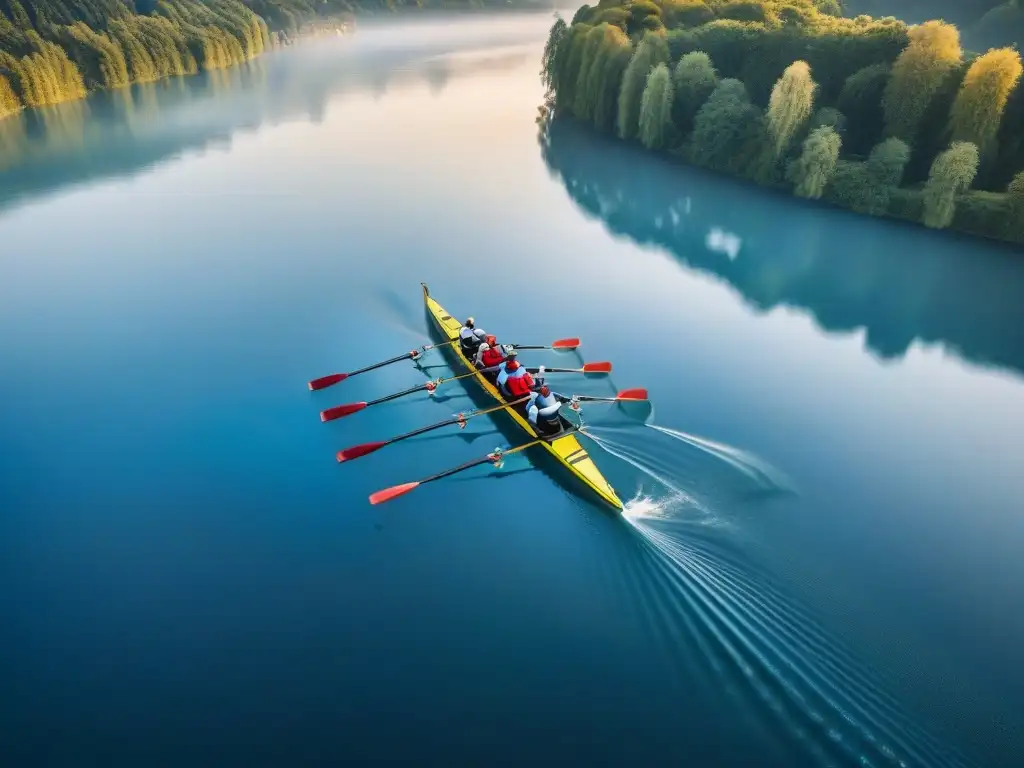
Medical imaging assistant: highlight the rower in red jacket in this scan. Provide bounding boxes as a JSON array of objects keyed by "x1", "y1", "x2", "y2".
[
  {"x1": 476, "y1": 335, "x2": 508, "y2": 369},
  {"x1": 497, "y1": 355, "x2": 535, "y2": 398}
]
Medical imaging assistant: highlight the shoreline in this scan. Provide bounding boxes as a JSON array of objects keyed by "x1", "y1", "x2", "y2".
[
  {"x1": 540, "y1": 5, "x2": 1024, "y2": 249},
  {"x1": 0, "y1": 4, "x2": 558, "y2": 125}
]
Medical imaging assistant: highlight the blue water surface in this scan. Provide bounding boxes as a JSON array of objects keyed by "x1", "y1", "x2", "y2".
[{"x1": 2, "y1": 13, "x2": 1023, "y2": 767}]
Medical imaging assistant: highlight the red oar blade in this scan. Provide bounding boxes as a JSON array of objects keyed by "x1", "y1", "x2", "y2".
[
  {"x1": 308, "y1": 372, "x2": 348, "y2": 391},
  {"x1": 551, "y1": 337, "x2": 581, "y2": 350},
  {"x1": 369, "y1": 482, "x2": 421, "y2": 505},
  {"x1": 582, "y1": 361, "x2": 612, "y2": 373},
  {"x1": 617, "y1": 388, "x2": 649, "y2": 401},
  {"x1": 321, "y1": 402, "x2": 368, "y2": 422},
  {"x1": 336, "y1": 441, "x2": 387, "y2": 463}
]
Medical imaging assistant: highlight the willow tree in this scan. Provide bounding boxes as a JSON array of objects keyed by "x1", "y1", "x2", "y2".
[
  {"x1": 921, "y1": 141, "x2": 980, "y2": 229},
  {"x1": 787, "y1": 126, "x2": 841, "y2": 199},
  {"x1": 0, "y1": 73, "x2": 19, "y2": 118},
  {"x1": 638, "y1": 62, "x2": 673, "y2": 150},
  {"x1": 556, "y1": 23, "x2": 593, "y2": 110},
  {"x1": 588, "y1": 25, "x2": 632, "y2": 133},
  {"x1": 574, "y1": 23, "x2": 610, "y2": 121},
  {"x1": 948, "y1": 47, "x2": 1023, "y2": 157},
  {"x1": 671, "y1": 51, "x2": 717, "y2": 137},
  {"x1": 767, "y1": 60, "x2": 817, "y2": 158},
  {"x1": 882, "y1": 21, "x2": 962, "y2": 142},
  {"x1": 616, "y1": 30, "x2": 668, "y2": 141}
]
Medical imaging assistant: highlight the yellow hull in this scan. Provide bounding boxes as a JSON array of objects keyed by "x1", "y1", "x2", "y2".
[{"x1": 422, "y1": 283, "x2": 623, "y2": 512}]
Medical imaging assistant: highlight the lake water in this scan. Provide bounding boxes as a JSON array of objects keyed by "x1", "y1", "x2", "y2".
[{"x1": 2, "y1": 13, "x2": 1023, "y2": 767}]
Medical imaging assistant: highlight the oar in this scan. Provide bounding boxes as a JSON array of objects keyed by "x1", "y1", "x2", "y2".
[
  {"x1": 320, "y1": 360, "x2": 613, "y2": 422},
  {"x1": 336, "y1": 396, "x2": 531, "y2": 462},
  {"x1": 369, "y1": 430, "x2": 576, "y2": 505},
  {"x1": 510, "y1": 338, "x2": 580, "y2": 351},
  {"x1": 308, "y1": 337, "x2": 580, "y2": 391},
  {"x1": 307, "y1": 343, "x2": 452, "y2": 391},
  {"x1": 526, "y1": 362, "x2": 612, "y2": 375},
  {"x1": 320, "y1": 367, "x2": 486, "y2": 422},
  {"x1": 565, "y1": 388, "x2": 648, "y2": 403}
]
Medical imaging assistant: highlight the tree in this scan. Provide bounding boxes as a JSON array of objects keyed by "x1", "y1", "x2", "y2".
[
  {"x1": 638, "y1": 62, "x2": 673, "y2": 149},
  {"x1": 541, "y1": 16, "x2": 568, "y2": 98},
  {"x1": 882, "y1": 21, "x2": 962, "y2": 142},
  {"x1": 948, "y1": 47, "x2": 1023, "y2": 157},
  {"x1": 787, "y1": 126, "x2": 841, "y2": 199},
  {"x1": 574, "y1": 23, "x2": 610, "y2": 120},
  {"x1": 0, "y1": 72, "x2": 20, "y2": 118},
  {"x1": 767, "y1": 60, "x2": 817, "y2": 158},
  {"x1": 838, "y1": 63, "x2": 889, "y2": 155},
  {"x1": 590, "y1": 26, "x2": 632, "y2": 132},
  {"x1": 866, "y1": 137, "x2": 911, "y2": 187},
  {"x1": 616, "y1": 30, "x2": 668, "y2": 141},
  {"x1": 671, "y1": 50, "x2": 717, "y2": 136},
  {"x1": 557, "y1": 23, "x2": 594, "y2": 110},
  {"x1": 690, "y1": 78, "x2": 765, "y2": 177},
  {"x1": 921, "y1": 141, "x2": 980, "y2": 229}
]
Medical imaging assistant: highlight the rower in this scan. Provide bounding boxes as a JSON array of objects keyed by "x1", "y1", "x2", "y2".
[
  {"x1": 458, "y1": 317, "x2": 486, "y2": 356},
  {"x1": 527, "y1": 385, "x2": 563, "y2": 434},
  {"x1": 476, "y1": 335, "x2": 508, "y2": 369},
  {"x1": 496, "y1": 355, "x2": 535, "y2": 399}
]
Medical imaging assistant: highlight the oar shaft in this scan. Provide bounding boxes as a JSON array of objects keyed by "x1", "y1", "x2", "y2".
[
  {"x1": 367, "y1": 382, "x2": 429, "y2": 407},
  {"x1": 421, "y1": 437, "x2": 547, "y2": 485},
  {"x1": 386, "y1": 396, "x2": 531, "y2": 446},
  {"x1": 344, "y1": 340, "x2": 459, "y2": 378}
]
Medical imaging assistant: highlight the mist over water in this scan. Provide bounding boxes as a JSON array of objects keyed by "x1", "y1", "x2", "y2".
[{"x1": 1, "y1": 11, "x2": 1022, "y2": 768}]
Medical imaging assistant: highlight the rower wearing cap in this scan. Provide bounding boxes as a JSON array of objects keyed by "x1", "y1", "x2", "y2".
[
  {"x1": 475, "y1": 334, "x2": 508, "y2": 369},
  {"x1": 496, "y1": 350, "x2": 535, "y2": 398},
  {"x1": 527, "y1": 385, "x2": 564, "y2": 434},
  {"x1": 458, "y1": 317, "x2": 487, "y2": 356}
]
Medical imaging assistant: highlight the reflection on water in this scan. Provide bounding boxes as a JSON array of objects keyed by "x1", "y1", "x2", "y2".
[
  {"x1": 540, "y1": 117, "x2": 1024, "y2": 379},
  {"x1": 0, "y1": 17, "x2": 548, "y2": 214}
]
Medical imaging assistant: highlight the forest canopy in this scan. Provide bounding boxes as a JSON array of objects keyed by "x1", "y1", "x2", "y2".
[
  {"x1": 0, "y1": 0, "x2": 547, "y2": 120},
  {"x1": 541, "y1": 0, "x2": 1024, "y2": 246}
]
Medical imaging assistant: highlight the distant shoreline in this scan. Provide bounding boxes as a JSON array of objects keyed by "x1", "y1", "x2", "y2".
[{"x1": 0, "y1": 2, "x2": 558, "y2": 125}]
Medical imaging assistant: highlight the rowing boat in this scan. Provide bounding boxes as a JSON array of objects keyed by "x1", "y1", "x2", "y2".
[{"x1": 421, "y1": 282, "x2": 623, "y2": 512}]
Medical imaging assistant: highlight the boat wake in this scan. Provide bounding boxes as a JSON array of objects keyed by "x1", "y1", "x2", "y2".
[
  {"x1": 616, "y1": 516, "x2": 974, "y2": 768},
  {"x1": 583, "y1": 421, "x2": 793, "y2": 525},
  {"x1": 586, "y1": 424, "x2": 973, "y2": 766}
]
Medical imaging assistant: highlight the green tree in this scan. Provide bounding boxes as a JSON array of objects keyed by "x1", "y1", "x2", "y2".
[
  {"x1": 617, "y1": 30, "x2": 668, "y2": 141},
  {"x1": 882, "y1": 21, "x2": 962, "y2": 142},
  {"x1": 671, "y1": 50, "x2": 716, "y2": 136},
  {"x1": 767, "y1": 60, "x2": 816, "y2": 159},
  {"x1": 866, "y1": 137, "x2": 911, "y2": 187},
  {"x1": 638, "y1": 62, "x2": 673, "y2": 149},
  {"x1": 0, "y1": 72, "x2": 20, "y2": 118},
  {"x1": 587, "y1": 24, "x2": 632, "y2": 132},
  {"x1": 690, "y1": 78, "x2": 765, "y2": 176},
  {"x1": 574, "y1": 23, "x2": 610, "y2": 121},
  {"x1": 922, "y1": 141, "x2": 980, "y2": 229},
  {"x1": 838, "y1": 63, "x2": 889, "y2": 155},
  {"x1": 541, "y1": 15, "x2": 568, "y2": 98},
  {"x1": 557, "y1": 23, "x2": 593, "y2": 111},
  {"x1": 787, "y1": 125, "x2": 841, "y2": 199},
  {"x1": 948, "y1": 47, "x2": 1023, "y2": 157}
]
